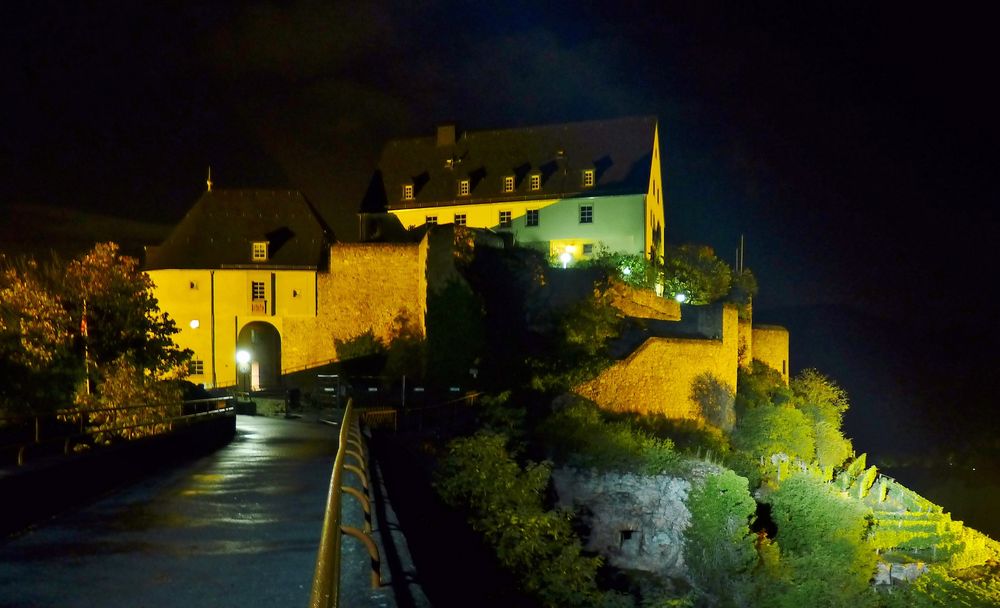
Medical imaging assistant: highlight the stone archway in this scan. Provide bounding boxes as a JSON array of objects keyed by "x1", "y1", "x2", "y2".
[{"x1": 236, "y1": 321, "x2": 281, "y2": 390}]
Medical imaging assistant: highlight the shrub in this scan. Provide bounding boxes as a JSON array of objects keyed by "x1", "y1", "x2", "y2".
[
  {"x1": 539, "y1": 399, "x2": 681, "y2": 475},
  {"x1": 660, "y1": 244, "x2": 732, "y2": 304}
]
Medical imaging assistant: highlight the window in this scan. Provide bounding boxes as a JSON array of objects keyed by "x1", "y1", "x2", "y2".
[
  {"x1": 583, "y1": 243, "x2": 594, "y2": 256},
  {"x1": 426, "y1": 215, "x2": 438, "y2": 225},
  {"x1": 251, "y1": 281, "x2": 266, "y2": 300},
  {"x1": 454, "y1": 213, "x2": 467, "y2": 226},
  {"x1": 579, "y1": 204, "x2": 593, "y2": 224},
  {"x1": 189, "y1": 281, "x2": 198, "y2": 290},
  {"x1": 530, "y1": 174, "x2": 541, "y2": 191},
  {"x1": 499, "y1": 210, "x2": 512, "y2": 228},
  {"x1": 459, "y1": 179, "x2": 470, "y2": 196},
  {"x1": 403, "y1": 184, "x2": 414, "y2": 200},
  {"x1": 252, "y1": 241, "x2": 268, "y2": 262},
  {"x1": 583, "y1": 169, "x2": 595, "y2": 187},
  {"x1": 526, "y1": 209, "x2": 539, "y2": 227},
  {"x1": 503, "y1": 176, "x2": 515, "y2": 193},
  {"x1": 188, "y1": 360, "x2": 205, "y2": 375}
]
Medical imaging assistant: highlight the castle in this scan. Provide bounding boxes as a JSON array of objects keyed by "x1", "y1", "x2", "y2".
[{"x1": 145, "y1": 117, "x2": 788, "y2": 421}]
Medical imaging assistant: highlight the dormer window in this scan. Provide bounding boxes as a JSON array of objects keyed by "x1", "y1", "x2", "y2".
[
  {"x1": 459, "y1": 179, "x2": 470, "y2": 196},
  {"x1": 583, "y1": 169, "x2": 595, "y2": 187},
  {"x1": 252, "y1": 241, "x2": 268, "y2": 262},
  {"x1": 530, "y1": 174, "x2": 541, "y2": 191},
  {"x1": 503, "y1": 176, "x2": 515, "y2": 193},
  {"x1": 402, "y1": 184, "x2": 414, "y2": 200}
]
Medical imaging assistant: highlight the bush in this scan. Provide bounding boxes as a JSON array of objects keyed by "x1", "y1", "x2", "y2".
[
  {"x1": 735, "y1": 360, "x2": 790, "y2": 414},
  {"x1": 538, "y1": 399, "x2": 681, "y2": 475}
]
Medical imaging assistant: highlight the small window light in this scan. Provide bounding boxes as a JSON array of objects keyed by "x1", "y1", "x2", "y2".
[
  {"x1": 530, "y1": 174, "x2": 541, "y2": 191},
  {"x1": 503, "y1": 176, "x2": 515, "y2": 193},
  {"x1": 583, "y1": 169, "x2": 595, "y2": 187},
  {"x1": 402, "y1": 184, "x2": 414, "y2": 200},
  {"x1": 459, "y1": 179, "x2": 470, "y2": 196},
  {"x1": 252, "y1": 241, "x2": 268, "y2": 262}
]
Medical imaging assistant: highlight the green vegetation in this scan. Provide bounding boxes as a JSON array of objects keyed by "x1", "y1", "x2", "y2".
[
  {"x1": 684, "y1": 470, "x2": 757, "y2": 606},
  {"x1": 660, "y1": 244, "x2": 732, "y2": 305},
  {"x1": 424, "y1": 243, "x2": 1000, "y2": 607},
  {"x1": 435, "y1": 431, "x2": 629, "y2": 608},
  {"x1": 538, "y1": 399, "x2": 681, "y2": 475}
]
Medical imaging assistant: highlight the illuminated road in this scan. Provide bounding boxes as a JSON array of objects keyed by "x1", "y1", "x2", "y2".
[{"x1": 0, "y1": 415, "x2": 383, "y2": 608}]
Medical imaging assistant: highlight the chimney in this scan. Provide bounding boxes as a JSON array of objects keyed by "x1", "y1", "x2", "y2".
[{"x1": 436, "y1": 124, "x2": 456, "y2": 147}]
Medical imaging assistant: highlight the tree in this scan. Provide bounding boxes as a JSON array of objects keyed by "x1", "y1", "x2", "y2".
[
  {"x1": 0, "y1": 260, "x2": 80, "y2": 415},
  {"x1": 691, "y1": 373, "x2": 736, "y2": 432},
  {"x1": 790, "y1": 369, "x2": 850, "y2": 429},
  {"x1": 735, "y1": 360, "x2": 791, "y2": 413},
  {"x1": 762, "y1": 473, "x2": 877, "y2": 606},
  {"x1": 64, "y1": 243, "x2": 188, "y2": 376},
  {"x1": 684, "y1": 470, "x2": 757, "y2": 606},
  {"x1": 731, "y1": 404, "x2": 815, "y2": 463},
  {"x1": 661, "y1": 244, "x2": 732, "y2": 305}
]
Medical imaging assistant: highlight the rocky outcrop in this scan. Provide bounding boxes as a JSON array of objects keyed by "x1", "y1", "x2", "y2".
[{"x1": 551, "y1": 467, "x2": 698, "y2": 578}]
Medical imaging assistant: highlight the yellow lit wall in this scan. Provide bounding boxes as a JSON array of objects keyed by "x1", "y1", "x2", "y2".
[
  {"x1": 148, "y1": 268, "x2": 318, "y2": 388},
  {"x1": 751, "y1": 325, "x2": 790, "y2": 384},
  {"x1": 575, "y1": 305, "x2": 739, "y2": 421},
  {"x1": 644, "y1": 123, "x2": 666, "y2": 260}
]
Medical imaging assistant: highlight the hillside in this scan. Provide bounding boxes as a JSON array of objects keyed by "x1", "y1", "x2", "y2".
[{"x1": 0, "y1": 203, "x2": 170, "y2": 260}]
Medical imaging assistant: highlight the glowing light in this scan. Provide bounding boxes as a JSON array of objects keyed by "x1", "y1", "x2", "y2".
[
  {"x1": 236, "y1": 350, "x2": 251, "y2": 365},
  {"x1": 622, "y1": 267, "x2": 632, "y2": 276},
  {"x1": 675, "y1": 293, "x2": 687, "y2": 303},
  {"x1": 559, "y1": 252, "x2": 572, "y2": 268},
  {"x1": 189, "y1": 319, "x2": 200, "y2": 329}
]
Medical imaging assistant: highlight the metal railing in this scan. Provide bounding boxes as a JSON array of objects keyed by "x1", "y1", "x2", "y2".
[
  {"x1": 0, "y1": 397, "x2": 234, "y2": 467},
  {"x1": 310, "y1": 399, "x2": 381, "y2": 608}
]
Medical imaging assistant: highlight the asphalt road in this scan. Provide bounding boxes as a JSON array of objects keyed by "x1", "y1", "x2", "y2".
[{"x1": 0, "y1": 415, "x2": 372, "y2": 608}]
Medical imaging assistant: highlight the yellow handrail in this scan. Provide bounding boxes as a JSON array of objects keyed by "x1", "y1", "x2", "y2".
[{"x1": 309, "y1": 399, "x2": 381, "y2": 607}]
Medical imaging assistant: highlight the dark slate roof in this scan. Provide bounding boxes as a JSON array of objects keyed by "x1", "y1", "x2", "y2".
[
  {"x1": 144, "y1": 189, "x2": 331, "y2": 270},
  {"x1": 362, "y1": 116, "x2": 658, "y2": 212}
]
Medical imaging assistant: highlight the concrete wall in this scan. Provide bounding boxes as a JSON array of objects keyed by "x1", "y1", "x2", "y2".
[
  {"x1": 575, "y1": 305, "x2": 739, "y2": 421},
  {"x1": 752, "y1": 325, "x2": 790, "y2": 384}
]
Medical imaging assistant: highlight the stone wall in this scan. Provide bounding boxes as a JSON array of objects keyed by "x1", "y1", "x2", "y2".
[
  {"x1": 575, "y1": 304, "x2": 739, "y2": 421},
  {"x1": 552, "y1": 468, "x2": 693, "y2": 578},
  {"x1": 608, "y1": 281, "x2": 681, "y2": 321},
  {"x1": 751, "y1": 325, "x2": 789, "y2": 384},
  {"x1": 282, "y1": 239, "x2": 429, "y2": 368}
]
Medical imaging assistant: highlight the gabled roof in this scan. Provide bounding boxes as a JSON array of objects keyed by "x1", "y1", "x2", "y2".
[
  {"x1": 144, "y1": 189, "x2": 331, "y2": 270},
  {"x1": 363, "y1": 116, "x2": 658, "y2": 212}
]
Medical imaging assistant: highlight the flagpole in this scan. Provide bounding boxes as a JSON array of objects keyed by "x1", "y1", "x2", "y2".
[{"x1": 82, "y1": 298, "x2": 90, "y2": 396}]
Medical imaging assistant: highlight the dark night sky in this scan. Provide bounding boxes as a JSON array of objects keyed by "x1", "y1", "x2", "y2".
[{"x1": 2, "y1": 2, "x2": 997, "y2": 340}]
